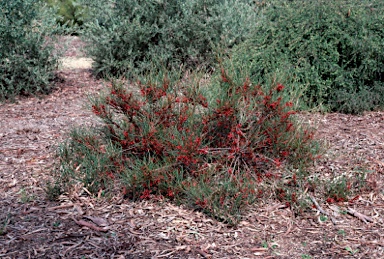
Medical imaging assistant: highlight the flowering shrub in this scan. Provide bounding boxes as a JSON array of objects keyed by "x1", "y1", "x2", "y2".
[{"x1": 56, "y1": 69, "x2": 320, "y2": 225}]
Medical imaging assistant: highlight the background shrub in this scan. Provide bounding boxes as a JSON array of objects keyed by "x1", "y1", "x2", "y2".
[
  {"x1": 0, "y1": 0, "x2": 60, "y2": 101},
  {"x1": 80, "y1": 0, "x2": 258, "y2": 78},
  {"x1": 44, "y1": 0, "x2": 88, "y2": 29},
  {"x1": 229, "y1": 0, "x2": 384, "y2": 113}
]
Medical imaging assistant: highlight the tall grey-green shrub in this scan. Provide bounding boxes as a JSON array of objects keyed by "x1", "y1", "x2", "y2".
[
  {"x1": 80, "y1": 0, "x2": 258, "y2": 78},
  {"x1": 0, "y1": 0, "x2": 60, "y2": 101},
  {"x1": 229, "y1": 0, "x2": 384, "y2": 113}
]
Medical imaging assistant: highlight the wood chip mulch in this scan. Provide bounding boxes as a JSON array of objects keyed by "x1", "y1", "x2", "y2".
[{"x1": 1, "y1": 37, "x2": 384, "y2": 258}]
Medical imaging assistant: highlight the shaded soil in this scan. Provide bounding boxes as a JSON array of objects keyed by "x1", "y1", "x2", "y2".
[{"x1": 1, "y1": 37, "x2": 384, "y2": 258}]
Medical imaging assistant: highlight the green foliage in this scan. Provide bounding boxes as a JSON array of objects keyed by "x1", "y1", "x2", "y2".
[
  {"x1": 0, "y1": 0, "x2": 60, "y2": 101},
  {"x1": 0, "y1": 214, "x2": 10, "y2": 236},
  {"x1": 44, "y1": 181, "x2": 64, "y2": 201},
  {"x1": 44, "y1": 0, "x2": 87, "y2": 28},
  {"x1": 229, "y1": 0, "x2": 384, "y2": 113},
  {"x1": 80, "y1": 0, "x2": 258, "y2": 78},
  {"x1": 323, "y1": 167, "x2": 370, "y2": 204},
  {"x1": 57, "y1": 127, "x2": 122, "y2": 193},
  {"x1": 54, "y1": 70, "x2": 320, "y2": 225}
]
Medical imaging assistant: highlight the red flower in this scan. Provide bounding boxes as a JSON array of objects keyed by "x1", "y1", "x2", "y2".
[
  {"x1": 105, "y1": 171, "x2": 114, "y2": 179},
  {"x1": 285, "y1": 101, "x2": 293, "y2": 107},
  {"x1": 167, "y1": 189, "x2": 174, "y2": 198},
  {"x1": 274, "y1": 158, "x2": 281, "y2": 167},
  {"x1": 276, "y1": 84, "x2": 284, "y2": 92},
  {"x1": 269, "y1": 101, "x2": 279, "y2": 109},
  {"x1": 221, "y1": 68, "x2": 229, "y2": 83},
  {"x1": 196, "y1": 198, "x2": 208, "y2": 208},
  {"x1": 263, "y1": 95, "x2": 271, "y2": 105},
  {"x1": 286, "y1": 122, "x2": 294, "y2": 131},
  {"x1": 92, "y1": 104, "x2": 106, "y2": 116},
  {"x1": 140, "y1": 189, "x2": 151, "y2": 199},
  {"x1": 198, "y1": 94, "x2": 208, "y2": 108},
  {"x1": 219, "y1": 107, "x2": 234, "y2": 116},
  {"x1": 349, "y1": 195, "x2": 360, "y2": 204}
]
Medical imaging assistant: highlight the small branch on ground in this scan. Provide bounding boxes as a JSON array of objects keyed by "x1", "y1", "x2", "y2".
[
  {"x1": 347, "y1": 207, "x2": 374, "y2": 223},
  {"x1": 309, "y1": 195, "x2": 337, "y2": 224},
  {"x1": 72, "y1": 217, "x2": 109, "y2": 232}
]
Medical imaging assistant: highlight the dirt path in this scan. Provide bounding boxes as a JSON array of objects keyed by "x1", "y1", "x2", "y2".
[{"x1": 1, "y1": 36, "x2": 384, "y2": 258}]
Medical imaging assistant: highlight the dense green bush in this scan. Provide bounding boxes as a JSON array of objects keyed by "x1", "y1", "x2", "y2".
[
  {"x1": 80, "y1": 0, "x2": 258, "y2": 78},
  {"x1": 44, "y1": 0, "x2": 87, "y2": 28},
  {"x1": 0, "y1": 0, "x2": 60, "y2": 101},
  {"x1": 229, "y1": 0, "x2": 384, "y2": 113}
]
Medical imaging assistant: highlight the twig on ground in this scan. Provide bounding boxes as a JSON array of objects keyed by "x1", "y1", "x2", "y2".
[
  {"x1": 47, "y1": 203, "x2": 74, "y2": 211},
  {"x1": 72, "y1": 217, "x2": 109, "y2": 232},
  {"x1": 309, "y1": 195, "x2": 337, "y2": 224},
  {"x1": 347, "y1": 207, "x2": 374, "y2": 223},
  {"x1": 195, "y1": 248, "x2": 212, "y2": 259}
]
